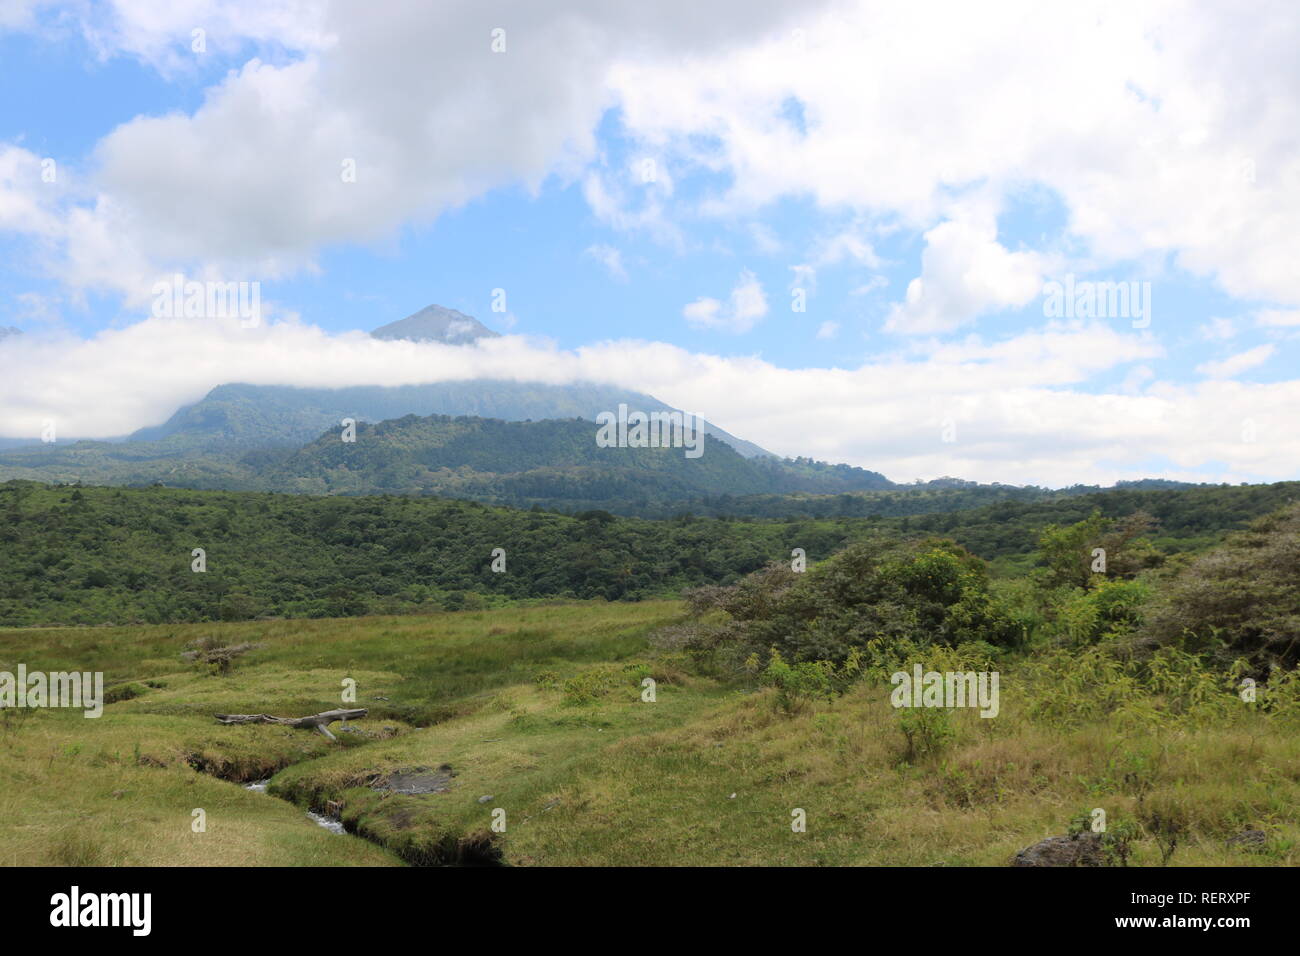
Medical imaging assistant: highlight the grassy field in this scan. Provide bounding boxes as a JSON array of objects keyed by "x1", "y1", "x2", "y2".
[{"x1": 1, "y1": 600, "x2": 1297, "y2": 866}]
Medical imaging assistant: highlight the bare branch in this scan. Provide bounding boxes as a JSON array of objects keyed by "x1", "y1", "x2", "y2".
[{"x1": 212, "y1": 708, "x2": 367, "y2": 740}]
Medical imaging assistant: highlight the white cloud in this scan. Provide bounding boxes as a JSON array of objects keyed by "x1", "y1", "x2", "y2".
[
  {"x1": 816, "y1": 320, "x2": 839, "y2": 340},
  {"x1": 850, "y1": 276, "x2": 888, "y2": 296},
  {"x1": 683, "y1": 269, "x2": 768, "y2": 333},
  {"x1": 1198, "y1": 317, "x2": 1237, "y2": 341},
  {"x1": 789, "y1": 264, "x2": 815, "y2": 292},
  {"x1": 790, "y1": 223, "x2": 882, "y2": 292},
  {"x1": 1196, "y1": 344, "x2": 1275, "y2": 379},
  {"x1": 45, "y1": 0, "x2": 333, "y2": 72},
  {"x1": 0, "y1": 0, "x2": 47, "y2": 31},
  {"x1": 808, "y1": 226, "x2": 880, "y2": 270},
  {"x1": 11, "y1": 291, "x2": 61, "y2": 323},
  {"x1": 885, "y1": 214, "x2": 1047, "y2": 334},
  {"x1": 1256, "y1": 308, "x2": 1300, "y2": 328},
  {"x1": 750, "y1": 222, "x2": 781, "y2": 254},
  {"x1": 582, "y1": 164, "x2": 682, "y2": 247},
  {"x1": 584, "y1": 243, "x2": 627, "y2": 280},
  {"x1": 7, "y1": 0, "x2": 1300, "y2": 326},
  {"x1": 0, "y1": 145, "x2": 63, "y2": 238},
  {"x1": 608, "y1": 0, "x2": 1300, "y2": 312},
  {"x1": 681, "y1": 298, "x2": 722, "y2": 327},
  {"x1": 1119, "y1": 364, "x2": 1156, "y2": 394},
  {"x1": 3, "y1": 0, "x2": 813, "y2": 298},
  {"x1": 4, "y1": 314, "x2": 1293, "y2": 487}
]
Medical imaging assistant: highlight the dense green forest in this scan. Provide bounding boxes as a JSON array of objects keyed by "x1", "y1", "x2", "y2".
[
  {"x1": 674, "y1": 478, "x2": 1197, "y2": 520},
  {"x1": 0, "y1": 480, "x2": 866, "y2": 624},
  {"x1": 2, "y1": 478, "x2": 1296, "y2": 627},
  {"x1": 888, "y1": 480, "x2": 1300, "y2": 565}
]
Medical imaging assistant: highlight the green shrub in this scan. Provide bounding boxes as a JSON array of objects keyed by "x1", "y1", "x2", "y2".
[
  {"x1": 559, "y1": 661, "x2": 655, "y2": 706},
  {"x1": 749, "y1": 648, "x2": 854, "y2": 715},
  {"x1": 1136, "y1": 504, "x2": 1300, "y2": 670},
  {"x1": 1052, "y1": 578, "x2": 1149, "y2": 647},
  {"x1": 675, "y1": 538, "x2": 1022, "y2": 669},
  {"x1": 895, "y1": 706, "x2": 955, "y2": 762}
]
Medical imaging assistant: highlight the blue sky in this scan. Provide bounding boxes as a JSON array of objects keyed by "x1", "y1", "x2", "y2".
[{"x1": 0, "y1": 1, "x2": 1297, "y2": 486}]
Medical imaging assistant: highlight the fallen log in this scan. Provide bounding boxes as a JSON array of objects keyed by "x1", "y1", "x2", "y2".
[{"x1": 213, "y1": 708, "x2": 367, "y2": 741}]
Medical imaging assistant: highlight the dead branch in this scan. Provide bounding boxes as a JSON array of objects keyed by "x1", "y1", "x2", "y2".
[
  {"x1": 183, "y1": 638, "x2": 264, "y2": 675},
  {"x1": 212, "y1": 708, "x2": 367, "y2": 741}
]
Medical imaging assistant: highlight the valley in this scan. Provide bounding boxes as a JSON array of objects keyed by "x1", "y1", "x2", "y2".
[
  {"x1": 2, "y1": 480, "x2": 1298, "y2": 867},
  {"x1": 3, "y1": 598, "x2": 1295, "y2": 867}
]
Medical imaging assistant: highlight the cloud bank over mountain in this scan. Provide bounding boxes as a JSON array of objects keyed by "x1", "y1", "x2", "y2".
[
  {"x1": 2, "y1": 314, "x2": 1290, "y2": 488},
  {"x1": 1, "y1": 1, "x2": 1298, "y2": 488}
]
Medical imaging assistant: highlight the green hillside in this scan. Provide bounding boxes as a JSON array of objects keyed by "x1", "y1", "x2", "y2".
[
  {"x1": 256, "y1": 414, "x2": 890, "y2": 503},
  {"x1": 0, "y1": 410, "x2": 886, "y2": 512},
  {"x1": 0, "y1": 379, "x2": 774, "y2": 479}
]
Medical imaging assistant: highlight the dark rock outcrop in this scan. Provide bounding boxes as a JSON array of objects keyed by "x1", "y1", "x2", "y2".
[{"x1": 1013, "y1": 832, "x2": 1105, "y2": 867}]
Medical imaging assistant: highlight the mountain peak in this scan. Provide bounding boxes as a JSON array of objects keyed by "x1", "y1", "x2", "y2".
[{"x1": 371, "y1": 305, "x2": 499, "y2": 345}]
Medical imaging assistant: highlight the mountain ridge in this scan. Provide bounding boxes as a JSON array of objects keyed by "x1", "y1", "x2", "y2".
[
  {"x1": 370, "y1": 304, "x2": 500, "y2": 345},
  {"x1": 124, "y1": 379, "x2": 775, "y2": 459},
  {"x1": 252, "y1": 412, "x2": 892, "y2": 506}
]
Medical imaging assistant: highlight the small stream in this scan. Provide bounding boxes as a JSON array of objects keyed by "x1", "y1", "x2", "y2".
[
  {"x1": 245, "y1": 779, "x2": 343, "y2": 833},
  {"x1": 305, "y1": 810, "x2": 347, "y2": 834},
  {"x1": 237, "y1": 772, "x2": 503, "y2": 866}
]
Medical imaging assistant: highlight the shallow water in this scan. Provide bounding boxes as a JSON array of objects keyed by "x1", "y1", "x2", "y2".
[
  {"x1": 244, "y1": 779, "x2": 342, "y2": 833},
  {"x1": 306, "y1": 810, "x2": 346, "y2": 834}
]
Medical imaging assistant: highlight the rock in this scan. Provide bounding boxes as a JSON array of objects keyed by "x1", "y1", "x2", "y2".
[
  {"x1": 1013, "y1": 833, "x2": 1105, "y2": 867},
  {"x1": 1226, "y1": 829, "x2": 1267, "y2": 849},
  {"x1": 478, "y1": 794, "x2": 494, "y2": 804},
  {"x1": 368, "y1": 766, "x2": 454, "y2": 795}
]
